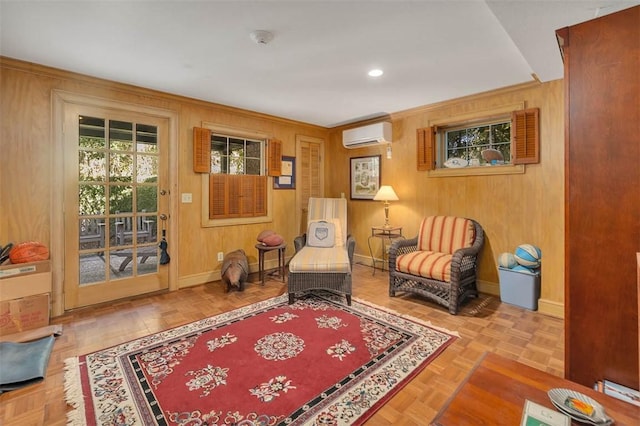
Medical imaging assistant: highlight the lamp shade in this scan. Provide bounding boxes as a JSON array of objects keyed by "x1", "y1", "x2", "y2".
[{"x1": 374, "y1": 185, "x2": 399, "y2": 201}]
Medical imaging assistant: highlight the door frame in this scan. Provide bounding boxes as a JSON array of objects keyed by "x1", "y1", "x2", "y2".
[{"x1": 51, "y1": 90, "x2": 179, "y2": 316}]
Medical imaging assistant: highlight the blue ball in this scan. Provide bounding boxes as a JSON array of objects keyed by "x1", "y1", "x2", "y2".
[
  {"x1": 514, "y1": 244, "x2": 541, "y2": 268},
  {"x1": 512, "y1": 265, "x2": 536, "y2": 274}
]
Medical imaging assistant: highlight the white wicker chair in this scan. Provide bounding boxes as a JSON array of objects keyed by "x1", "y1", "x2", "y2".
[{"x1": 288, "y1": 198, "x2": 355, "y2": 305}]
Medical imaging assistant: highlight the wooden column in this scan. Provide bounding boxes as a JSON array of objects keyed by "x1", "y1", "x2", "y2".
[{"x1": 558, "y1": 5, "x2": 640, "y2": 389}]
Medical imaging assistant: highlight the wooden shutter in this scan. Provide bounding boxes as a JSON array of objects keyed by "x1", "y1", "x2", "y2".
[
  {"x1": 227, "y1": 175, "x2": 242, "y2": 217},
  {"x1": 240, "y1": 175, "x2": 268, "y2": 217},
  {"x1": 512, "y1": 108, "x2": 540, "y2": 164},
  {"x1": 209, "y1": 174, "x2": 227, "y2": 219},
  {"x1": 267, "y1": 138, "x2": 282, "y2": 176},
  {"x1": 209, "y1": 174, "x2": 268, "y2": 219},
  {"x1": 193, "y1": 127, "x2": 211, "y2": 173},
  {"x1": 253, "y1": 175, "x2": 268, "y2": 216},
  {"x1": 417, "y1": 127, "x2": 436, "y2": 171},
  {"x1": 240, "y1": 175, "x2": 255, "y2": 217}
]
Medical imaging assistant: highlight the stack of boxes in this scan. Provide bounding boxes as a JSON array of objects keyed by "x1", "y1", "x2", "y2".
[{"x1": 0, "y1": 260, "x2": 51, "y2": 336}]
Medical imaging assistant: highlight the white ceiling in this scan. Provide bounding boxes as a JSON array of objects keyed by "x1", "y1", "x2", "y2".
[{"x1": 1, "y1": 1, "x2": 637, "y2": 127}]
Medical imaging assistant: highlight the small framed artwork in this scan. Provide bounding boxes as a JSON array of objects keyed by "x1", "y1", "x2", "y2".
[
  {"x1": 274, "y1": 156, "x2": 296, "y2": 189},
  {"x1": 350, "y1": 155, "x2": 381, "y2": 200}
]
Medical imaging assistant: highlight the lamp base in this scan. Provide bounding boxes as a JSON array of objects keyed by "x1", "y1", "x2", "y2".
[{"x1": 383, "y1": 202, "x2": 391, "y2": 228}]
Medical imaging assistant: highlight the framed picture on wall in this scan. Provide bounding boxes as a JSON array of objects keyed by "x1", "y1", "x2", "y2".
[
  {"x1": 274, "y1": 156, "x2": 295, "y2": 189},
  {"x1": 350, "y1": 155, "x2": 380, "y2": 200}
]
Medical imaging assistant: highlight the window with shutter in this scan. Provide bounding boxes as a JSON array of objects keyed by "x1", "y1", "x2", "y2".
[
  {"x1": 419, "y1": 106, "x2": 539, "y2": 174},
  {"x1": 195, "y1": 126, "x2": 272, "y2": 222}
]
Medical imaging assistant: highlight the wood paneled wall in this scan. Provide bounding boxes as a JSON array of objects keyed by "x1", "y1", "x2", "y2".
[
  {"x1": 0, "y1": 58, "x2": 327, "y2": 315},
  {"x1": 325, "y1": 81, "x2": 565, "y2": 318},
  {"x1": 0, "y1": 58, "x2": 564, "y2": 318}
]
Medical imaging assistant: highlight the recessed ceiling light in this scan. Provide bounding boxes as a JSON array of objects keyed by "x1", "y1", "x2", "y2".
[{"x1": 368, "y1": 69, "x2": 384, "y2": 77}]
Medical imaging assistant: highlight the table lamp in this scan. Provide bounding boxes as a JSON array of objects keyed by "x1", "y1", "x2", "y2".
[{"x1": 373, "y1": 185, "x2": 399, "y2": 228}]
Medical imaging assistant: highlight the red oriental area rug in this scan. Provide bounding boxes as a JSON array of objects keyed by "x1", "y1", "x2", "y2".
[{"x1": 64, "y1": 292, "x2": 457, "y2": 425}]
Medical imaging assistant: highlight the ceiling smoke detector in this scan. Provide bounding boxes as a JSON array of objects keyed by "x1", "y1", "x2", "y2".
[{"x1": 250, "y1": 30, "x2": 274, "y2": 45}]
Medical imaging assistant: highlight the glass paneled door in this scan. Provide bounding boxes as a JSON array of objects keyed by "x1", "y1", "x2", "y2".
[{"x1": 64, "y1": 107, "x2": 169, "y2": 309}]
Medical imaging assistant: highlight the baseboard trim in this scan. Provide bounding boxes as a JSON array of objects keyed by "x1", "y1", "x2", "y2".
[
  {"x1": 179, "y1": 271, "x2": 220, "y2": 289},
  {"x1": 479, "y1": 280, "x2": 564, "y2": 318},
  {"x1": 537, "y1": 298, "x2": 564, "y2": 319},
  {"x1": 339, "y1": 255, "x2": 566, "y2": 318},
  {"x1": 477, "y1": 279, "x2": 500, "y2": 296},
  {"x1": 178, "y1": 257, "x2": 288, "y2": 289},
  {"x1": 354, "y1": 253, "x2": 379, "y2": 269}
]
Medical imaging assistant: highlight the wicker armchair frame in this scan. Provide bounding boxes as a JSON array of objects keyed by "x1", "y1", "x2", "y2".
[
  {"x1": 388, "y1": 219, "x2": 484, "y2": 314},
  {"x1": 288, "y1": 233, "x2": 356, "y2": 306}
]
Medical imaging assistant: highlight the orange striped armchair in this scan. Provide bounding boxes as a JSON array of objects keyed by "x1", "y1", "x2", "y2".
[{"x1": 388, "y1": 216, "x2": 484, "y2": 314}]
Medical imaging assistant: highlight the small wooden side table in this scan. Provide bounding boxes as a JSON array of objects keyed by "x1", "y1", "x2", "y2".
[
  {"x1": 368, "y1": 226, "x2": 403, "y2": 275},
  {"x1": 255, "y1": 243, "x2": 287, "y2": 285}
]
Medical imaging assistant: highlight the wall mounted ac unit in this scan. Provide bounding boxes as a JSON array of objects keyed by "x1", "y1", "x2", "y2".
[{"x1": 342, "y1": 121, "x2": 392, "y2": 149}]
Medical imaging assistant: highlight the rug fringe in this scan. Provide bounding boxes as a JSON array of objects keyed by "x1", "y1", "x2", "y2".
[
  {"x1": 64, "y1": 357, "x2": 87, "y2": 425},
  {"x1": 351, "y1": 296, "x2": 461, "y2": 337},
  {"x1": 419, "y1": 320, "x2": 460, "y2": 337}
]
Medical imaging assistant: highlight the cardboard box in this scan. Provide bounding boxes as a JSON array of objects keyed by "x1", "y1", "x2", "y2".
[
  {"x1": 0, "y1": 260, "x2": 52, "y2": 302},
  {"x1": 0, "y1": 293, "x2": 50, "y2": 336},
  {"x1": 499, "y1": 267, "x2": 541, "y2": 310}
]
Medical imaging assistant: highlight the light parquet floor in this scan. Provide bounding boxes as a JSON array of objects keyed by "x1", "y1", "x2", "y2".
[{"x1": 0, "y1": 264, "x2": 564, "y2": 425}]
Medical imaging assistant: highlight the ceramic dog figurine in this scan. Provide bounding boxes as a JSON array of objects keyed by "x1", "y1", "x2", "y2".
[{"x1": 221, "y1": 249, "x2": 249, "y2": 292}]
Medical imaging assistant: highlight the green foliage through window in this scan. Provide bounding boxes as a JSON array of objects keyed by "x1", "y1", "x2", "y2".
[
  {"x1": 78, "y1": 116, "x2": 159, "y2": 216},
  {"x1": 441, "y1": 119, "x2": 511, "y2": 166}
]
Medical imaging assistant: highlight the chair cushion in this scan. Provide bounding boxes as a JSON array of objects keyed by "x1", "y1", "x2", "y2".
[
  {"x1": 289, "y1": 246, "x2": 351, "y2": 273},
  {"x1": 396, "y1": 251, "x2": 453, "y2": 282},
  {"x1": 307, "y1": 198, "x2": 347, "y2": 246},
  {"x1": 417, "y1": 216, "x2": 475, "y2": 254},
  {"x1": 323, "y1": 218, "x2": 344, "y2": 247},
  {"x1": 307, "y1": 220, "x2": 335, "y2": 248}
]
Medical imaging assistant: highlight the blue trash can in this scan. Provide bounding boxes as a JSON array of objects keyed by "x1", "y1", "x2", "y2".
[{"x1": 498, "y1": 267, "x2": 541, "y2": 310}]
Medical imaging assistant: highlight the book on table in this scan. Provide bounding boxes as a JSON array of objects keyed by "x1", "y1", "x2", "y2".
[
  {"x1": 520, "y1": 400, "x2": 570, "y2": 426},
  {"x1": 601, "y1": 380, "x2": 640, "y2": 407}
]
